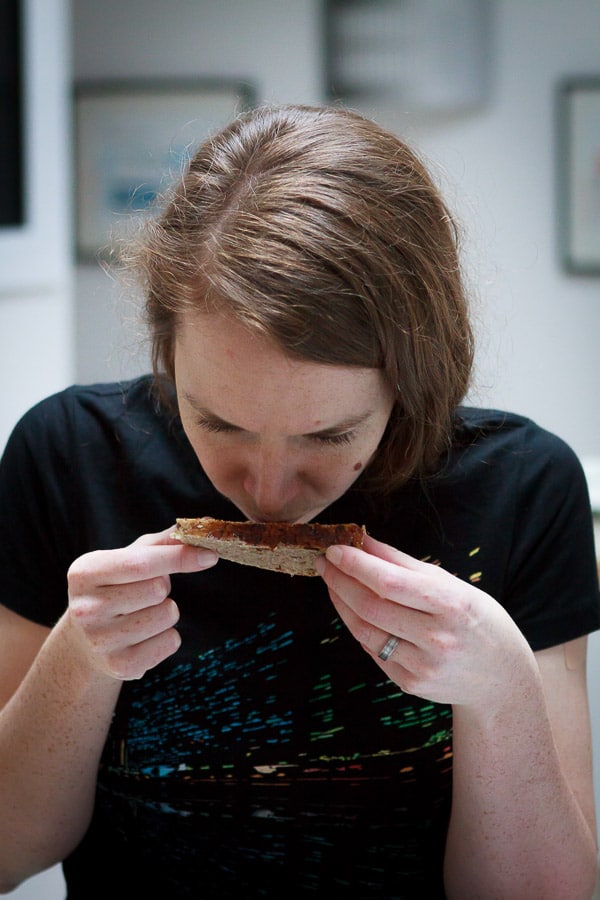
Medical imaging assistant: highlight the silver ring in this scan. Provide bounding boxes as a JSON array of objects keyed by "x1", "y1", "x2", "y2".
[{"x1": 378, "y1": 634, "x2": 400, "y2": 661}]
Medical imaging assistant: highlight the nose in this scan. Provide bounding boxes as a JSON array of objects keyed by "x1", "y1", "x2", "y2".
[{"x1": 243, "y1": 443, "x2": 300, "y2": 519}]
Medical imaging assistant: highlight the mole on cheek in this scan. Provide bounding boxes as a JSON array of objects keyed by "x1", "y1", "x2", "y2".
[{"x1": 353, "y1": 461, "x2": 363, "y2": 472}]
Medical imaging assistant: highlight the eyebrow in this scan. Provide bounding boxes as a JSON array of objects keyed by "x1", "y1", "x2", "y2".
[{"x1": 181, "y1": 392, "x2": 374, "y2": 438}]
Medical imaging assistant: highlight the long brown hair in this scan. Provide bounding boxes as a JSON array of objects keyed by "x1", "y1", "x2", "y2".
[{"x1": 129, "y1": 103, "x2": 474, "y2": 492}]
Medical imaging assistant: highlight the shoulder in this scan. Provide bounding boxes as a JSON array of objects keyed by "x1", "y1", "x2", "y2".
[
  {"x1": 42, "y1": 374, "x2": 158, "y2": 421},
  {"x1": 8, "y1": 375, "x2": 167, "y2": 445},
  {"x1": 439, "y1": 406, "x2": 593, "y2": 557},
  {"x1": 1, "y1": 375, "x2": 186, "y2": 490},
  {"x1": 455, "y1": 406, "x2": 569, "y2": 450},
  {"x1": 451, "y1": 407, "x2": 584, "y2": 480},
  {"x1": 445, "y1": 409, "x2": 598, "y2": 648}
]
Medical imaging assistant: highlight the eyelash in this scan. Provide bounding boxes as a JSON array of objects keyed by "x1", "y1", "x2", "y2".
[
  {"x1": 311, "y1": 431, "x2": 355, "y2": 447},
  {"x1": 195, "y1": 417, "x2": 355, "y2": 447},
  {"x1": 196, "y1": 417, "x2": 238, "y2": 434}
]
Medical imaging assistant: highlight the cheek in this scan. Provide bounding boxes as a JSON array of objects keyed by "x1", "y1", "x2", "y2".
[
  {"x1": 184, "y1": 430, "x2": 232, "y2": 478},
  {"x1": 310, "y1": 450, "x2": 364, "y2": 490},
  {"x1": 191, "y1": 445, "x2": 243, "y2": 494}
]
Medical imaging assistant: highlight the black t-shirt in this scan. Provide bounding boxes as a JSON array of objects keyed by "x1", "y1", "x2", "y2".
[{"x1": 1, "y1": 376, "x2": 599, "y2": 899}]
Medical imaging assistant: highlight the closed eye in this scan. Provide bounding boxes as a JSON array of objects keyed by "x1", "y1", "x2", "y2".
[
  {"x1": 196, "y1": 415, "x2": 355, "y2": 446},
  {"x1": 308, "y1": 431, "x2": 355, "y2": 447},
  {"x1": 195, "y1": 416, "x2": 240, "y2": 435}
]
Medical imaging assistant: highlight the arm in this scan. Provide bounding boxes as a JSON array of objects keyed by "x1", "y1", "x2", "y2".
[
  {"x1": 0, "y1": 530, "x2": 218, "y2": 893},
  {"x1": 444, "y1": 636, "x2": 597, "y2": 899},
  {"x1": 536, "y1": 638, "x2": 597, "y2": 841},
  {"x1": 315, "y1": 535, "x2": 598, "y2": 900},
  {"x1": 0, "y1": 604, "x2": 122, "y2": 893}
]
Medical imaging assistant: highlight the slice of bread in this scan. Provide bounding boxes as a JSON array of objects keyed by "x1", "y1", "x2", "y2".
[{"x1": 172, "y1": 517, "x2": 366, "y2": 576}]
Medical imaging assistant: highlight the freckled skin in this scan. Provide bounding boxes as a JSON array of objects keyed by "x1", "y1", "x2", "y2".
[{"x1": 174, "y1": 313, "x2": 394, "y2": 523}]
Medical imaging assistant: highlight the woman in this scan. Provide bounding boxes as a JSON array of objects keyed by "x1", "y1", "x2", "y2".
[{"x1": 0, "y1": 104, "x2": 598, "y2": 898}]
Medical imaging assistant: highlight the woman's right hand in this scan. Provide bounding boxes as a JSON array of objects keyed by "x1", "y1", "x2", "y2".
[
  {"x1": 66, "y1": 527, "x2": 218, "y2": 681},
  {"x1": 0, "y1": 526, "x2": 218, "y2": 890}
]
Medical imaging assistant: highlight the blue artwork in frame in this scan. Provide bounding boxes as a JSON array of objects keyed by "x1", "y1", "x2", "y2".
[{"x1": 75, "y1": 78, "x2": 255, "y2": 260}]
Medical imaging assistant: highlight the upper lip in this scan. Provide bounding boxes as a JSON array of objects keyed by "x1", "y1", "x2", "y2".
[{"x1": 249, "y1": 517, "x2": 294, "y2": 524}]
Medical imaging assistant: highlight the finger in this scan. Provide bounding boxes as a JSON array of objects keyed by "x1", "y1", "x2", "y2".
[
  {"x1": 362, "y1": 534, "x2": 425, "y2": 571},
  {"x1": 329, "y1": 583, "x2": 419, "y2": 668},
  {"x1": 69, "y1": 539, "x2": 218, "y2": 590},
  {"x1": 133, "y1": 526, "x2": 221, "y2": 574},
  {"x1": 375, "y1": 646, "x2": 433, "y2": 700},
  {"x1": 92, "y1": 596, "x2": 181, "y2": 653},
  {"x1": 325, "y1": 568, "x2": 400, "y2": 632},
  {"x1": 324, "y1": 542, "x2": 439, "y2": 613},
  {"x1": 133, "y1": 525, "x2": 189, "y2": 547},
  {"x1": 91, "y1": 573, "x2": 174, "y2": 616},
  {"x1": 134, "y1": 526, "x2": 221, "y2": 571},
  {"x1": 376, "y1": 633, "x2": 402, "y2": 662},
  {"x1": 106, "y1": 627, "x2": 183, "y2": 681}
]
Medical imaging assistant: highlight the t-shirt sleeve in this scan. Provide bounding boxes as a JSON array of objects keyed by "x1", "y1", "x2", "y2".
[
  {"x1": 0, "y1": 393, "x2": 82, "y2": 626},
  {"x1": 502, "y1": 423, "x2": 600, "y2": 651}
]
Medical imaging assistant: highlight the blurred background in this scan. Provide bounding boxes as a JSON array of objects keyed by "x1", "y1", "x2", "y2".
[{"x1": 1, "y1": 1, "x2": 599, "y2": 896}]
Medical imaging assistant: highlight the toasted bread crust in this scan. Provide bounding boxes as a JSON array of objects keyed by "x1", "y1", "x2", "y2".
[
  {"x1": 174, "y1": 518, "x2": 365, "y2": 549},
  {"x1": 172, "y1": 517, "x2": 366, "y2": 576}
]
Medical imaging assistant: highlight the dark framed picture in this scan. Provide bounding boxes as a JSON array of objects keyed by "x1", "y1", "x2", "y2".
[
  {"x1": 557, "y1": 77, "x2": 600, "y2": 274},
  {"x1": 0, "y1": 0, "x2": 24, "y2": 227},
  {"x1": 74, "y1": 78, "x2": 255, "y2": 260}
]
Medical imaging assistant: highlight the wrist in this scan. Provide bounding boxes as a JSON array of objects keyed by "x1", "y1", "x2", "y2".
[
  {"x1": 454, "y1": 639, "x2": 542, "y2": 729},
  {"x1": 52, "y1": 611, "x2": 124, "y2": 696}
]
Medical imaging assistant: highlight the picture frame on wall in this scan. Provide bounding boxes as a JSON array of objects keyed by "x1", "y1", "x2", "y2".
[
  {"x1": 74, "y1": 79, "x2": 255, "y2": 261},
  {"x1": 0, "y1": 0, "x2": 24, "y2": 228},
  {"x1": 557, "y1": 77, "x2": 600, "y2": 275}
]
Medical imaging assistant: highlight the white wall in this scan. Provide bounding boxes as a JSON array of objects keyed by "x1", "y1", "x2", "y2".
[
  {"x1": 391, "y1": 0, "x2": 600, "y2": 463},
  {"x1": 0, "y1": 0, "x2": 73, "y2": 452},
  {"x1": 3, "y1": 0, "x2": 600, "y2": 896},
  {"x1": 71, "y1": 0, "x2": 325, "y2": 384},
  {"x1": 70, "y1": 0, "x2": 600, "y2": 466},
  {"x1": 1, "y1": 2, "x2": 69, "y2": 896}
]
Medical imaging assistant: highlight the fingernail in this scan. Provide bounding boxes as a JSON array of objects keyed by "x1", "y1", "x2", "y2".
[
  {"x1": 199, "y1": 550, "x2": 219, "y2": 565},
  {"x1": 314, "y1": 555, "x2": 326, "y2": 576},
  {"x1": 326, "y1": 545, "x2": 344, "y2": 565}
]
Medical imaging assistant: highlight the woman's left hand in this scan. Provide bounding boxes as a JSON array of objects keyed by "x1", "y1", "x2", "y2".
[
  {"x1": 315, "y1": 534, "x2": 600, "y2": 898},
  {"x1": 315, "y1": 533, "x2": 536, "y2": 710}
]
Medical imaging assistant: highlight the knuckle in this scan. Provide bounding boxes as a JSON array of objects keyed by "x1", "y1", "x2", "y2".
[
  {"x1": 402, "y1": 662, "x2": 434, "y2": 696},
  {"x1": 454, "y1": 594, "x2": 474, "y2": 622},
  {"x1": 356, "y1": 620, "x2": 377, "y2": 648},
  {"x1": 145, "y1": 575, "x2": 170, "y2": 605},
  {"x1": 163, "y1": 628, "x2": 182, "y2": 657},
  {"x1": 68, "y1": 589, "x2": 106, "y2": 627},
  {"x1": 131, "y1": 532, "x2": 159, "y2": 548},
  {"x1": 67, "y1": 551, "x2": 100, "y2": 592},
  {"x1": 373, "y1": 570, "x2": 400, "y2": 600},
  {"x1": 123, "y1": 549, "x2": 155, "y2": 580},
  {"x1": 104, "y1": 652, "x2": 137, "y2": 681},
  {"x1": 115, "y1": 630, "x2": 181, "y2": 680},
  {"x1": 166, "y1": 598, "x2": 180, "y2": 626},
  {"x1": 361, "y1": 592, "x2": 388, "y2": 628},
  {"x1": 69, "y1": 597, "x2": 96, "y2": 624},
  {"x1": 430, "y1": 629, "x2": 459, "y2": 655},
  {"x1": 396, "y1": 670, "x2": 420, "y2": 695}
]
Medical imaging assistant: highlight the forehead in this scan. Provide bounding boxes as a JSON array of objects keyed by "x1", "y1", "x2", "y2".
[{"x1": 174, "y1": 312, "x2": 387, "y2": 430}]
